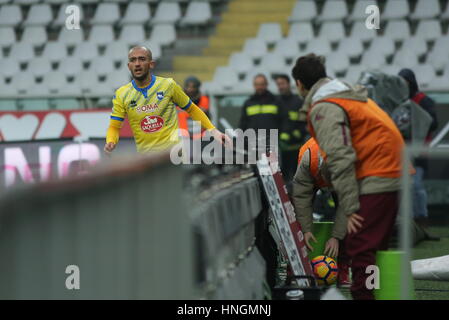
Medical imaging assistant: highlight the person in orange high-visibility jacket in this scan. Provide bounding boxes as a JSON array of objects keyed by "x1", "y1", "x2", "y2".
[
  {"x1": 292, "y1": 137, "x2": 351, "y2": 287},
  {"x1": 178, "y1": 76, "x2": 210, "y2": 139},
  {"x1": 291, "y1": 54, "x2": 414, "y2": 300}
]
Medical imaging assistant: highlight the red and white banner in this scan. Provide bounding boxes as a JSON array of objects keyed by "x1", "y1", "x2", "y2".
[{"x1": 0, "y1": 110, "x2": 133, "y2": 142}]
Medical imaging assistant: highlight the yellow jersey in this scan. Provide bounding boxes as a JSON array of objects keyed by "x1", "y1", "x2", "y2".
[{"x1": 111, "y1": 75, "x2": 192, "y2": 153}]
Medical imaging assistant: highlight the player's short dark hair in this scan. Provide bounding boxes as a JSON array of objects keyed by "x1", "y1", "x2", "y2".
[
  {"x1": 274, "y1": 74, "x2": 291, "y2": 84},
  {"x1": 291, "y1": 53, "x2": 327, "y2": 90},
  {"x1": 253, "y1": 73, "x2": 268, "y2": 82}
]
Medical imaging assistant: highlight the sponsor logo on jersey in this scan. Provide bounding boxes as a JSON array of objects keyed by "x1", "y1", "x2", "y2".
[
  {"x1": 140, "y1": 115, "x2": 164, "y2": 133},
  {"x1": 130, "y1": 100, "x2": 137, "y2": 107},
  {"x1": 156, "y1": 91, "x2": 164, "y2": 100},
  {"x1": 136, "y1": 104, "x2": 159, "y2": 113}
]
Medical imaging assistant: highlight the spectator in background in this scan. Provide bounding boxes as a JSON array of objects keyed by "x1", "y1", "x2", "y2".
[
  {"x1": 274, "y1": 74, "x2": 307, "y2": 183},
  {"x1": 179, "y1": 76, "x2": 210, "y2": 139},
  {"x1": 398, "y1": 68, "x2": 439, "y2": 233},
  {"x1": 239, "y1": 74, "x2": 282, "y2": 152}
]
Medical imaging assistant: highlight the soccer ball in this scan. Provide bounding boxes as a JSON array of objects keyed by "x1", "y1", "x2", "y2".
[{"x1": 311, "y1": 255, "x2": 339, "y2": 286}]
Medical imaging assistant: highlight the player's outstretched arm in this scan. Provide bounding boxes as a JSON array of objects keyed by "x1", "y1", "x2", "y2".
[{"x1": 104, "y1": 119, "x2": 122, "y2": 155}]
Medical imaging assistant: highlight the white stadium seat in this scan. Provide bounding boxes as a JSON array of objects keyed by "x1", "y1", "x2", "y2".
[
  {"x1": 15, "y1": 0, "x2": 40, "y2": 5},
  {"x1": 54, "y1": 4, "x2": 84, "y2": 27},
  {"x1": 121, "y1": 2, "x2": 151, "y2": 25},
  {"x1": 76, "y1": 71, "x2": 100, "y2": 93},
  {"x1": 0, "y1": 27, "x2": 16, "y2": 48},
  {"x1": 73, "y1": 42, "x2": 99, "y2": 63},
  {"x1": 0, "y1": 58, "x2": 20, "y2": 78},
  {"x1": 180, "y1": 1, "x2": 212, "y2": 26},
  {"x1": 289, "y1": 1, "x2": 317, "y2": 22},
  {"x1": 58, "y1": 28, "x2": 84, "y2": 46},
  {"x1": 152, "y1": 2, "x2": 181, "y2": 25},
  {"x1": 384, "y1": 20, "x2": 410, "y2": 41},
  {"x1": 415, "y1": 20, "x2": 442, "y2": 41},
  {"x1": 288, "y1": 22, "x2": 314, "y2": 44},
  {"x1": 369, "y1": 36, "x2": 395, "y2": 57},
  {"x1": 382, "y1": 64, "x2": 401, "y2": 76},
  {"x1": 104, "y1": 41, "x2": 130, "y2": 63},
  {"x1": 382, "y1": 0, "x2": 409, "y2": 20},
  {"x1": 257, "y1": 23, "x2": 283, "y2": 45},
  {"x1": 21, "y1": 26, "x2": 48, "y2": 46},
  {"x1": 345, "y1": 65, "x2": 365, "y2": 84},
  {"x1": 393, "y1": 49, "x2": 418, "y2": 69},
  {"x1": 242, "y1": 38, "x2": 267, "y2": 60},
  {"x1": 412, "y1": 65, "x2": 436, "y2": 89},
  {"x1": 91, "y1": 3, "x2": 120, "y2": 25},
  {"x1": 88, "y1": 25, "x2": 115, "y2": 45},
  {"x1": 306, "y1": 38, "x2": 331, "y2": 57},
  {"x1": 318, "y1": 0, "x2": 348, "y2": 22},
  {"x1": 350, "y1": 21, "x2": 377, "y2": 42},
  {"x1": 88, "y1": 57, "x2": 115, "y2": 76},
  {"x1": 9, "y1": 42, "x2": 35, "y2": 63},
  {"x1": 0, "y1": 5, "x2": 22, "y2": 27},
  {"x1": 274, "y1": 38, "x2": 301, "y2": 60},
  {"x1": 150, "y1": 24, "x2": 176, "y2": 47},
  {"x1": 42, "y1": 42, "x2": 67, "y2": 63},
  {"x1": 43, "y1": 71, "x2": 68, "y2": 94},
  {"x1": 337, "y1": 38, "x2": 363, "y2": 58},
  {"x1": 28, "y1": 57, "x2": 52, "y2": 77},
  {"x1": 326, "y1": 51, "x2": 349, "y2": 74},
  {"x1": 426, "y1": 37, "x2": 449, "y2": 71},
  {"x1": 401, "y1": 37, "x2": 428, "y2": 57},
  {"x1": 24, "y1": 4, "x2": 53, "y2": 26},
  {"x1": 360, "y1": 50, "x2": 385, "y2": 70},
  {"x1": 10, "y1": 73, "x2": 36, "y2": 95},
  {"x1": 58, "y1": 57, "x2": 83, "y2": 77},
  {"x1": 319, "y1": 21, "x2": 345, "y2": 42},
  {"x1": 428, "y1": 75, "x2": 449, "y2": 91},
  {"x1": 148, "y1": 42, "x2": 162, "y2": 60},
  {"x1": 410, "y1": 0, "x2": 440, "y2": 20},
  {"x1": 228, "y1": 52, "x2": 254, "y2": 74},
  {"x1": 212, "y1": 67, "x2": 238, "y2": 91},
  {"x1": 106, "y1": 70, "x2": 132, "y2": 90},
  {"x1": 259, "y1": 53, "x2": 288, "y2": 74},
  {"x1": 119, "y1": 25, "x2": 147, "y2": 46},
  {"x1": 348, "y1": 0, "x2": 378, "y2": 22},
  {"x1": 442, "y1": 2, "x2": 449, "y2": 20}
]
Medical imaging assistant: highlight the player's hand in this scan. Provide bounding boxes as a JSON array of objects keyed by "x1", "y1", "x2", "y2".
[
  {"x1": 104, "y1": 142, "x2": 116, "y2": 155},
  {"x1": 304, "y1": 232, "x2": 317, "y2": 251},
  {"x1": 324, "y1": 237, "x2": 339, "y2": 258},
  {"x1": 347, "y1": 213, "x2": 364, "y2": 234},
  {"x1": 210, "y1": 128, "x2": 233, "y2": 148}
]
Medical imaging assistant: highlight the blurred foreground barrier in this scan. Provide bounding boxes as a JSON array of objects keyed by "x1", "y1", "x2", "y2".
[{"x1": 0, "y1": 153, "x2": 265, "y2": 299}]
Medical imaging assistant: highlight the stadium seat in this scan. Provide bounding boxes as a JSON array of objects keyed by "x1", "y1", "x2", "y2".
[
  {"x1": 23, "y1": 4, "x2": 53, "y2": 27},
  {"x1": 360, "y1": 50, "x2": 385, "y2": 70},
  {"x1": 43, "y1": 71, "x2": 68, "y2": 94},
  {"x1": 273, "y1": 38, "x2": 301, "y2": 60},
  {"x1": 27, "y1": 57, "x2": 52, "y2": 78},
  {"x1": 288, "y1": 22, "x2": 314, "y2": 44},
  {"x1": 426, "y1": 37, "x2": 449, "y2": 71},
  {"x1": 88, "y1": 57, "x2": 115, "y2": 77},
  {"x1": 9, "y1": 42, "x2": 35, "y2": 63},
  {"x1": 428, "y1": 75, "x2": 449, "y2": 91},
  {"x1": 180, "y1": 1, "x2": 212, "y2": 26},
  {"x1": 306, "y1": 38, "x2": 331, "y2": 57},
  {"x1": 345, "y1": 65, "x2": 365, "y2": 83},
  {"x1": 319, "y1": 21, "x2": 345, "y2": 42},
  {"x1": 348, "y1": 0, "x2": 378, "y2": 22},
  {"x1": 392, "y1": 49, "x2": 418, "y2": 69},
  {"x1": 382, "y1": 64, "x2": 401, "y2": 76},
  {"x1": 0, "y1": 58, "x2": 20, "y2": 78},
  {"x1": 150, "y1": 24, "x2": 176, "y2": 47},
  {"x1": 15, "y1": 0, "x2": 40, "y2": 4},
  {"x1": 91, "y1": 3, "x2": 120, "y2": 25},
  {"x1": 410, "y1": 0, "x2": 440, "y2": 20},
  {"x1": 212, "y1": 67, "x2": 238, "y2": 91},
  {"x1": 88, "y1": 25, "x2": 115, "y2": 45},
  {"x1": 318, "y1": 0, "x2": 348, "y2": 22},
  {"x1": 42, "y1": 42, "x2": 67, "y2": 63},
  {"x1": 44, "y1": 0, "x2": 72, "y2": 4},
  {"x1": 384, "y1": 20, "x2": 410, "y2": 41},
  {"x1": 369, "y1": 36, "x2": 395, "y2": 57},
  {"x1": 149, "y1": 43, "x2": 162, "y2": 60},
  {"x1": 256, "y1": 23, "x2": 283, "y2": 46},
  {"x1": 121, "y1": 2, "x2": 151, "y2": 25},
  {"x1": 58, "y1": 57, "x2": 83, "y2": 77},
  {"x1": 242, "y1": 38, "x2": 267, "y2": 60},
  {"x1": 119, "y1": 25, "x2": 147, "y2": 46},
  {"x1": 337, "y1": 38, "x2": 363, "y2": 58},
  {"x1": 442, "y1": 2, "x2": 449, "y2": 21},
  {"x1": 326, "y1": 51, "x2": 349, "y2": 74},
  {"x1": 57, "y1": 81, "x2": 82, "y2": 96},
  {"x1": 401, "y1": 37, "x2": 428, "y2": 57},
  {"x1": 58, "y1": 27, "x2": 84, "y2": 46},
  {"x1": 104, "y1": 41, "x2": 130, "y2": 63},
  {"x1": 106, "y1": 70, "x2": 132, "y2": 90},
  {"x1": 73, "y1": 42, "x2": 99, "y2": 63},
  {"x1": 0, "y1": 27, "x2": 16, "y2": 48},
  {"x1": 152, "y1": 2, "x2": 181, "y2": 25},
  {"x1": 53, "y1": 4, "x2": 84, "y2": 27},
  {"x1": 382, "y1": 0, "x2": 409, "y2": 20},
  {"x1": 10, "y1": 73, "x2": 36, "y2": 95},
  {"x1": 228, "y1": 52, "x2": 254, "y2": 74},
  {"x1": 415, "y1": 20, "x2": 442, "y2": 41},
  {"x1": 21, "y1": 26, "x2": 48, "y2": 47},
  {"x1": 412, "y1": 65, "x2": 436, "y2": 89},
  {"x1": 289, "y1": 0, "x2": 317, "y2": 22},
  {"x1": 76, "y1": 71, "x2": 100, "y2": 93},
  {"x1": 350, "y1": 21, "x2": 378, "y2": 42},
  {"x1": 259, "y1": 53, "x2": 287, "y2": 75},
  {"x1": 0, "y1": 5, "x2": 22, "y2": 27},
  {"x1": 51, "y1": 98, "x2": 82, "y2": 110}
]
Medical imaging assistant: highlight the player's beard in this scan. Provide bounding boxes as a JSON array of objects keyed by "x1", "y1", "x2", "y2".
[{"x1": 132, "y1": 69, "x2": 150, "y2": 82}]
